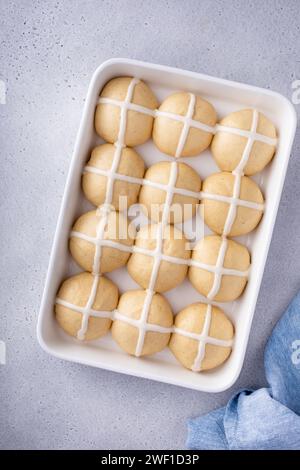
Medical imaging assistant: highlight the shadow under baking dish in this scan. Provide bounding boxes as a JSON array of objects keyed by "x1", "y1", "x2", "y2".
[{"x1": 37, "y1": 58, "x2": 296, "y2": 392}]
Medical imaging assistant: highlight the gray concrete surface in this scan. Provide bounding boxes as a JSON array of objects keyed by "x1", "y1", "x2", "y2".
[{"x1": 0, "y1": 0, "x2": 300, "y2": 450}]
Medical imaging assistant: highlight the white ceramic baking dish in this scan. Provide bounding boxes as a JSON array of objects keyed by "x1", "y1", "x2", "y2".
[{"x1": 37, "y1": 58, "x2": 296, "y2": 392}]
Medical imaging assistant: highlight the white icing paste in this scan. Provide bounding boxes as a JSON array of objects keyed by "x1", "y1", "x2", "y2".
[
  {"x1": 206, "y1": 237, "x2": 228, "y2": 300},
  {"x1": 98, "y1": 96, "x2": 156, "y2": 117},
  {"x1": 175, "y1": 93, "x2": 196, "y2": 158},
  {"x1": 156, "y1": 109, "x2": 214, "y2": 134},
  {"x1": 70, "y1": 232, "x2": 249, "y2": 276},
  {"x1": 198, "y1": 109, "x2": 259, "y2": 305},
  {"x1": 173, "y1": 325, "x2": 233, "y2": 347},
  {"x1": 179, "y1": 111, "x2": 261, "y2": 369},
  {"x1": 55, "y1": 299, "x2": 232, "y2": 351},
  {"x1": 63, "y1": 83, "x2": 275, "y2": 368},
  {"x1": 192, "y1": 304, "x2": 212, "y2": 371},
  {"x1": 222, "y1": 109, "x2": 259, "y2": 237},
  {"x1": 98, "y1": 96, "x2": 277, "y2": 146},
  {"x1": 189, "y1": 258, "x2": 249, "y2": 277},
  {"x1": 83, "y1": 165, "x2": 264, "y2": 211},
  {"x1": 92, "y1": 212, "x2": 108, "y2": 275},
  {"x1": 77, "y1": 273, "x2": 101, "y2": 340},
  {"x1": 134, "y1": 161, "x2": 178, "y2": 356},
  {"x1": 76, "y1": 78, "x2": 140, "y2": 340},
  {"x1": 84, "y1": 165, "x2": 142, "y2": 186},
  {"x1": 84, "y1": 165, "x2": 200, "y2": 200},
  {"x1": 56, "y1": 297, "x2": 111, "y2": 319},
  {"x1": 174, "y1": 305, "x2": 233, "y2": 372},
  {"x1": 215, "y1": 123, "x2": 277, "y2": 146},
  {"x1": 199, "y1": 191, "x2": 264, "y2": 211},
  {"x1": 113, "y1": 310, "x2": 173, "y2": 334},
  {"x1": 70, "y1": 230, "x2": 133, "y2": 253},
  {"x1": 98, "y1": 96, "x2": 215, "y2": 134}
]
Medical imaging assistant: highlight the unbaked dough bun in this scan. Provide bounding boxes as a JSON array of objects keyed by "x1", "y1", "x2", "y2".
[
  {"x1": 69, "y1": 209, "x2": 134, "y2": 273},
  {"x1": 55, "y1": 272, "x2": 118, "y2": 340},
  {"x1": 212, "y1": 109, "x2": 277, "y2": 175},
  {"x1": 169, "y1": 303, "x2": 234, "y2": 371},
  {"x1": 82, "y1": 144, "x2": 145, "y2": 210},
  {"x1": 153, "y1": 92, "x2": 217, "y2": 157},
  {"x1": 112, "y1": 290, "x2": 173, "y2": 356},
  {"x1": 139, "y1": 161, "x2": 201, "y2": 223},
  {"x1": 95, "y1": 77, "x2": 158, "y2": 147},
  {"x1": 189, "y1": 235, "x2": 250, "y2": 302},
  {"x1": 127, "y1": 224, "x2": 191, "y2": 292},
  {"x1": 201, "y1": 172, "x2": 264, "y2": 236}
]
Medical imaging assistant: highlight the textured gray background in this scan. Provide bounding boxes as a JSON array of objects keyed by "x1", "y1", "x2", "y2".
[{"x1": 0, "y1": 0, "x2": 299, "y2": 450}]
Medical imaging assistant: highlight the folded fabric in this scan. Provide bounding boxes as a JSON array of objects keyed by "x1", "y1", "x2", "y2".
[{"x1": 187, "y1": 290, "x2": 300, "y2": 450}]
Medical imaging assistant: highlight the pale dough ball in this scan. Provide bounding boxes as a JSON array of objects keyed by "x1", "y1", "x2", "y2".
[
  {"x1": 112, "y1": 290, "x2": 173, "y2": 356},
  {"x1": 189, "y1": 235, "x2": 250, "y2": 302},
  {"x1": 82, "y1": 144, "x2": 145, "y2": 210},
  {"x1": 95, "y1": 77, "x2": 158, "y2": 147},
  {"x1": 127, "y1": 224, "x2": 191, "y2": 292},
  {"x1": 55, "y1": 272, "x2": 118, "y2": 340},
  {"x1": 153, "y1": 92, "x2": 217, "y2": 157},
  {"x1": 169, "y1": 303, "x2": 234, "y2": 371},
  {"x1": 202, "y1": 172, "x2": 264, "y2": 236},
  {"x1": 139, "y1": 161, "x2": 201, "y2": 223},
  {"x1": 69, "y1": 209, "x2": 134, "y2": 273},
  {"x1": 212, "y1": 109, "x2": 277, "y2": 175}
]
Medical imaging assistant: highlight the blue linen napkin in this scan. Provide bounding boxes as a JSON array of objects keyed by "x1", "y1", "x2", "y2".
[{"x1": 187, "y1": 290, "x2": 300, "y2": 450}]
